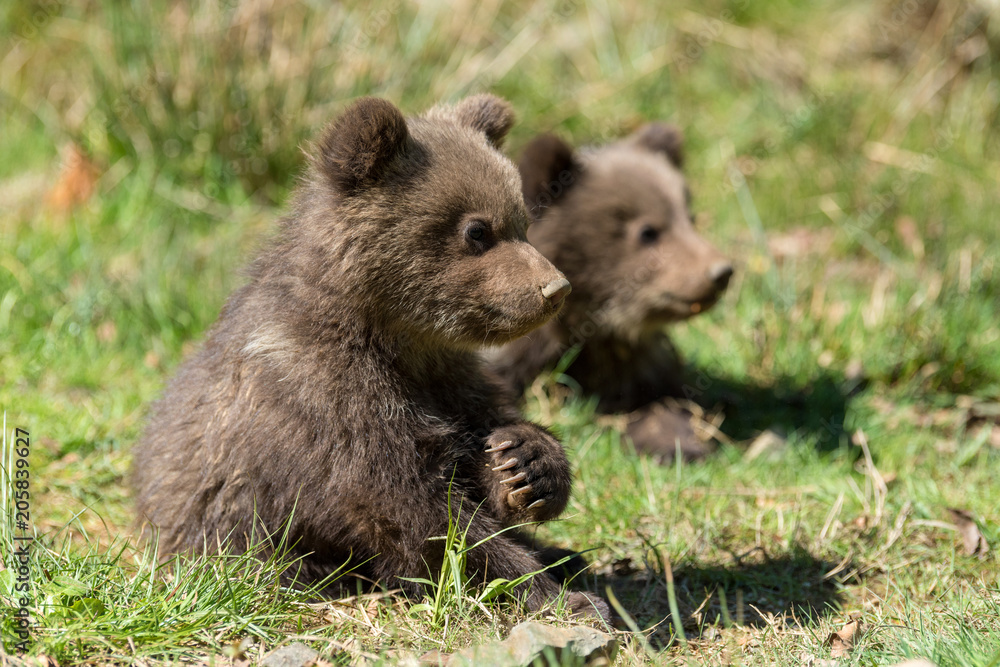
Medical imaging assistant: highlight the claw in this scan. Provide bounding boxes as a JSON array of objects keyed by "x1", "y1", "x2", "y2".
[
  {"x1": 508, "y1": 484, "x2": 533, "y2": 498},
  {"x1": 527, "y1": 498, "x2": 546, "y2": 510},
  {"x1": 499, "y1": 472, "x2": 527, "y2": 486},
  {"x1": 485, "y1": 440, "x2": 515, "y2": 453},
  {"x1": 492, "y1": 457, "x2": 518, "y2": 472}
]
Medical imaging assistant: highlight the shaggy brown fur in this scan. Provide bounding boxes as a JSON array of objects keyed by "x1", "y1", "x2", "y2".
[
  {"x1": 132, "y1": 95, "x2": 607, "y2": 619},
  {"x1": 487, "y1": 124, "x2": 733, "y2": 462}
]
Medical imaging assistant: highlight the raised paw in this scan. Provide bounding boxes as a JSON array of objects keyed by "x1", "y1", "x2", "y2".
[{"x1": 485, "y1": 423, "x2": 571, "y2": 522}]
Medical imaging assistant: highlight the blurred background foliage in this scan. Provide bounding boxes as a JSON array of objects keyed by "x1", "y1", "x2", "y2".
[
  {"x1": 1, "y1": 0, "x2": 998, "y2": 466},
  {"x1": 1, "y1": 0, "x2": 999, "y2": 464}
]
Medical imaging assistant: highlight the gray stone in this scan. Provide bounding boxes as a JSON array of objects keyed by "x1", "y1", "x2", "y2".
[
  {"x1": 450, "y1": 621, "x2": 617, "y2": 666},
  {"x1": 261, "y1": 642, "x2": 319, "y2": 667}
]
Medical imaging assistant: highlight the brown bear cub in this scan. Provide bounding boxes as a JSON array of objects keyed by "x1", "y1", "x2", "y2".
[
  {"x1": 486, "y1": 124, "x2": 733, "y2": 462},
  {"x1": 132, "y1": 95, "x2": 608, "y2": 619}
]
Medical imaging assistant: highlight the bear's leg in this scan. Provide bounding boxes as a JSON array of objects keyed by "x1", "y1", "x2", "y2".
[
  {"x1": 436, "y1": 497, "x2": 609, "y2": 621},
  {"x1": 507, "y1": 529, "x2": 592, "y2": 583},
  {"x1": 361, "y1": 489, "x2": 607, "y2": 620}
]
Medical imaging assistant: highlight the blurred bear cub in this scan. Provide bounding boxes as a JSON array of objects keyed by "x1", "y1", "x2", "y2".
[
  {"x1": 132, "y1": 95, "x2": 607, "y2": 619},
  {"x1": 487, "y1": 123, "x2": 733, "y2": 462}
]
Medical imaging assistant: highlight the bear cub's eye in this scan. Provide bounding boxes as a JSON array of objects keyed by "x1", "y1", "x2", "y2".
[
  {"x1": 464, "y1": 219, "x2": 492, "y2": 251},
  {"x1": 638, "y1": 224, "x2": 660, "y2": 245}
]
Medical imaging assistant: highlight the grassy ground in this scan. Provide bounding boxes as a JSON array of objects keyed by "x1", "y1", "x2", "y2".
[{"x1": 1, "y1": 0, "x2": 999, "y2": 664}]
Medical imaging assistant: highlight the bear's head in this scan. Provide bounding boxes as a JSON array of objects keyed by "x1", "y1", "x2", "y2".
[
  {"x1": 295, "y1": 95, "x2": 570, "y2": 350},
  {"x1": 517, "y1": 123, "x2": 733, "y2": 339}
]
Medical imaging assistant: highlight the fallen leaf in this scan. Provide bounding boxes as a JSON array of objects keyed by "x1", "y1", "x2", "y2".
[
  {"x1": 947, "y1": 508, "x2": 989, "y2": 557},
  {"x1": 46, "y1": 143, "x2": 100, "y2": 215},
  {"x1": 223, "y1": 637, "x2": 253, "y2": 660},
  {"x1": 826, "y1": 617, "x2": 862, "y2": 657}
]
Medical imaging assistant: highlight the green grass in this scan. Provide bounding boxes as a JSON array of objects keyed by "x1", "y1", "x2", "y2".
[{"x1": 2, "y1": 0, "x2": 999, "y2": 664}]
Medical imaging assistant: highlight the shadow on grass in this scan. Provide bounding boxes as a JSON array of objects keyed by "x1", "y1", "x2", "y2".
[
  {"x1": 582, "y1": 547, "x2": 850, "y2": 643},
  {"x1": 686, "y1": 365, "x2": 867, "y2": 452}
]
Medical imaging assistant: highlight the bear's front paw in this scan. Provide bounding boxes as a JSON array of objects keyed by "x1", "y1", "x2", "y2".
[
  {"x1": 626, "y1": 403, "x2": 715, "y2": 464},
  {"x1": 485, "y1": 423, "x2": 571, "y2": 522}
]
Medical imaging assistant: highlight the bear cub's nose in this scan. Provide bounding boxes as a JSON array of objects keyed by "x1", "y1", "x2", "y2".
[
  {"x1": 542, "y1": 277, "x2": 572, "y2": 306},
  {"x1": 708, "y1": 262, "x2": 734, "y2": 292}
]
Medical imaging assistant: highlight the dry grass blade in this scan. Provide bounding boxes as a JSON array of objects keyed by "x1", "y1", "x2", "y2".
[
  {"x1": 855, "y1": 429, "x2": 887, "y2": 527},
  {"x1": 744, "y1": 429, "x2": 786, "y2": 461},
  {"x1": 660, "y1": 552, "x2": 687, "y2": 648}
]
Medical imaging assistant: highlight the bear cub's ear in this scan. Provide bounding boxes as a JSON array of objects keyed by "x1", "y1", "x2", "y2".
[
  {"x1": 518, "y1": 134, "x2": 580, "y2": 219},
  {"x1": 452, "y1": 94, "x2": 516, "y2": 148},
  {"x1": 317, "y1": 97, "x2": 409, "y2": 192},
  {"x1": 628, "y1": 122, "x2": 684, "y2": 169}
]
